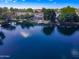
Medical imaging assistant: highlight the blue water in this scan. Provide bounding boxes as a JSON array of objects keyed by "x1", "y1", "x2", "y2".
[{"x1": 0, "y1": 24, "x2": 79, "y2": 59}]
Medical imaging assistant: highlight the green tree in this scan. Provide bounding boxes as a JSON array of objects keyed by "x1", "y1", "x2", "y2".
[
  {"x1": 43, "y1": 9, "x2": 56, "y2": 22},
  {"x1": 59, "y1": 6, "x2": 79, "y2": 22},
  {"x1": 2, "y1": 7, "x2": 8, "y2": 13},
  {"x1": 0, "y1": 7, "x2": 2, "y2": 14},
  {"x1": 26, "y1": 8, "x2": 33, "y2": 12},
  {"x1": 10, "y1": 7, "x2": 14, "y2": 11},
  {"x1": 60, "y1": 6, "x2": 76, "y2": 14}
]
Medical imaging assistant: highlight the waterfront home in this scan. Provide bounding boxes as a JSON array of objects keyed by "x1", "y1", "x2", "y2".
[
  {"x1": 15, "y1": 11, "x2": 33, "y2": 16},
  {"x1": 33, "y1": 9, "x2": 44, "y2": 22},
  {"x1": 75, "y1": 9, "x2": 79, "y2": 16},
  {"x1": 34, "y1": 13, "x2": 44, "y2": 19}
]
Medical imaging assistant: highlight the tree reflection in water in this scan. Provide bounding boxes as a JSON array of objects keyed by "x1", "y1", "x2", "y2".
[
  {"x1": 42, "y1": 25, "x2": 55, "y2": 36},
  {"x1": 1, "y1": 23, "x2": 16, "y2": 31},
  {"x1": 42, "y1": 24, "x2": 79, "y2": 36},
  {"x1": 0, "y1": 31, "x2": 5, "y2": 45},
  {"x1": 57, "y1": 25, "x2": 79, "y2": 36},
  {"x1": 16, "y1": 21, "x2": 35, "y2": 29}
]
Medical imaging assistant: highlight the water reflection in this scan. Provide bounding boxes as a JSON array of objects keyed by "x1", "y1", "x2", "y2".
[
  {"x1": 42, "y1": 24, "x2": 79, "y2": 36},
  {"x1": 1, "y1": 23, "x2": 16, "y2": 31},
  {"x1": 20, "y1": 31, "x2": 30, "y2": 38},
  {"x1": 0, "y1": 21, "x2": 79, "y2": 37},
  {"x1": 16, "y1": 21, "x2": 34, "y2": 29},
  {"x1": 0, "y1": 22, "x2": 79, "y2": 59},
  {"x1": 42, "y1": 25, "x2": 55, "y2": 35},
  {"x1": 0, "y1": 32, "x2": 5, "y2": 45},
  {"x1": 57, "y1": 25, "x2": 79, "y2": 36}
]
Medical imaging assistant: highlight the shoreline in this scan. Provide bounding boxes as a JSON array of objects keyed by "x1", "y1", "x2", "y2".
[{"x1": 0, "y1": 20, "x2": 79, "y2": 26}]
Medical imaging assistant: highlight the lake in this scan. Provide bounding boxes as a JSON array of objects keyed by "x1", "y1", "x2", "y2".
[{"x1": 0, "y1": 23, "x2": 79, "y2": 59}]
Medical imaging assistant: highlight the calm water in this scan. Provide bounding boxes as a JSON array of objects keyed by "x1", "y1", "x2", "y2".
[{"x1": 0, "y1": 23, "x2": 79, "y2": 59}]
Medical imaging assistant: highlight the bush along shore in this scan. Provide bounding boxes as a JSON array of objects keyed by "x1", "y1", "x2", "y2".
[{"x1": 0, "y1": 6, "x2": 79, "y2": 25}]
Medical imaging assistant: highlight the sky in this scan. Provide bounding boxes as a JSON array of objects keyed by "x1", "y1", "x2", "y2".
[{"x1": 0, "y1": 0, "x2": 79, "y2": 9}]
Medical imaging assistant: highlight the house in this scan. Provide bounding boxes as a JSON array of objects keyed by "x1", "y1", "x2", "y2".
[
  {"x1": 15, "y1": 11, "x2": 33, "y2": 16},
  {"x1": 33, "y1": 9, "x2": 44, "y2": 21},
  {"x1": 75, "y1": 9, "x2": 79, "y2": 16}
]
